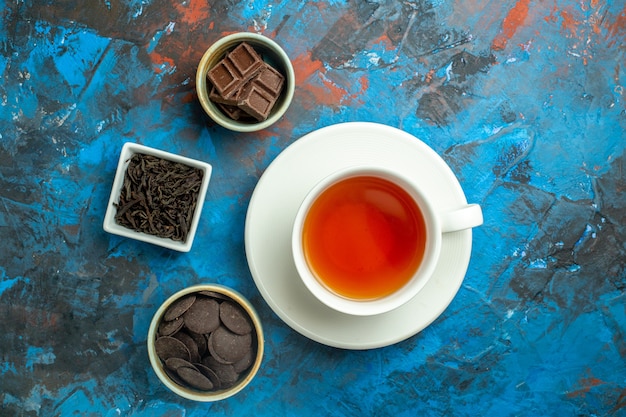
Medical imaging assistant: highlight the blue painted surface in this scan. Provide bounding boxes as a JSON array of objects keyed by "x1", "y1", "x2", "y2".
[{"x1": 0, "y1": 1, "x2": 625, "y2": 416}]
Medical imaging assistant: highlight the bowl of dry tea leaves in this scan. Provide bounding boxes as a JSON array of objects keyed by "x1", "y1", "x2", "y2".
[
  {"x1": 103, "y1": 142, "x2": 212, "y2": 252},
  {"x1": 147, "y1": 284, "x2": 264, "y2": 401}
]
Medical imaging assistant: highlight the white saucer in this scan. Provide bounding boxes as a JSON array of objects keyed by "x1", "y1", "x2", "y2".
[{"x1": 244, "y1": 122, "x2": 473, "y2": 349}]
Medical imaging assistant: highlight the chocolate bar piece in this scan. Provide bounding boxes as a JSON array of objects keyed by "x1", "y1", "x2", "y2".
[
  {"x1": 237, "y1": 85, "x2": 275, "y2": 121},
  {"x1": 207, "y1": 43, "x2": 263, "y2": 98},
  {"x1": 217, "y1": 103, "x2": 253, "y2": 121},
  {"x1": 228, "y1": 42, "x2": 264, "y2": 80},
  {"x1": 206, "y1": 59, "x2": 241, "y2": 98},
  {"x1": 209, "y1": 85, "x2": 241, "y2": 106},
  {"x1": 234, "y1": 64, "x2": 285, "y2": 121},
  {"x1": 253, "y1": 64, "x2": 284, "y2": 97}
]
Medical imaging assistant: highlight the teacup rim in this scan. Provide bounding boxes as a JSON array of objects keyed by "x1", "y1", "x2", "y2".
[{"x1": 291, "y1": 165, "x2": 443, "y2": 316}]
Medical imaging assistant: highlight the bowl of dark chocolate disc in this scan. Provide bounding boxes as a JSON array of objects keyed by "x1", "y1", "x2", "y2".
[
  {"x1": 196, "y1": 32, "x2": 295, "y2": 132},
  {"x1": 147, "y1": 284, "x2": 264, "y2": 401}
]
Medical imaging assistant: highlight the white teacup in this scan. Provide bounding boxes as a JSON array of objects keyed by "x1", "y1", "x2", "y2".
[{"x1": 292, "y1": 166, "x2": 483, "y2": 316}]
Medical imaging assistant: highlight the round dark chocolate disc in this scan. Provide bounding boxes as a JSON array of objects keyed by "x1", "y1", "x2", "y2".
[
  {"x1": 232, "y1": 348, "x2": 254, "y2": 374},
  {"x1": 173, "y1": 331, "x2": 201, "y2": 363},
  {"x1": 187, "y1": 330, "x2": 208, "y2": 357},
  {"x1": 203, "y1": 356, "x2": 239, "y2": 387},
  {"x1": 155, "y1": 336, "x2": 191, "y2": 362},
  {"x1": 193, "y1": 362, "x2": 222, "y2": 389},
  {"x1": 165, "y1": 357, "x2": 194, "y2": 371},
  {"x1": 158, "y1": 317, "x2": 184, "y2": 336},
  {"x1": 183, "y1": 297, "x2": 220, "y2": 334},
  {"x1": 163, "y1": 294, "x2": 197, "y2": 321},
  {"x1": 219, "y1": 301, "x2": 253, "y2": 335},
  {"x1": 177, "y1": 366, "x2": 214, "y2": 391},
  {"x1": 164, "y1": 366, "x2": 187, "y2": 386},
  {"x1": 208, "y1": 325, "x2": 252, "y2": 364}
]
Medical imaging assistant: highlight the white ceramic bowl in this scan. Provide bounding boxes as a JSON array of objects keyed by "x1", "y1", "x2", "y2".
[
  {"x1": 147, "y1": 284, "x2": 264, "y2": 402},
  {"x1": 103, "y1": 142, "x2": 212, "y2": 252},
  {"x1": 196, "y1": 32, "x2": 295, "y2": 132}
]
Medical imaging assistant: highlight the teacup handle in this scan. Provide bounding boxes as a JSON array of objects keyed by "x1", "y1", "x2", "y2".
[{"x1": 439, "y1": 204, "x2": 483, "y2": 233}]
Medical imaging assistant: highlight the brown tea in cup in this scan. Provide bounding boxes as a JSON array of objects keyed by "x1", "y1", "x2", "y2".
[{"x1": 301, "y1": 175, "x2": 427, "y2": 300}]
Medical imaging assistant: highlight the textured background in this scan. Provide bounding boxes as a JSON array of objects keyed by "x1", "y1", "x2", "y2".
[{"x1": 0, "y1": 0, "x2": 625, "y2": 416}]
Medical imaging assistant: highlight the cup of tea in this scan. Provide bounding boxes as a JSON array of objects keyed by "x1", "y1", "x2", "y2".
[{"x1": 291, "y1": 166, "x2": 483, "y2": 316}]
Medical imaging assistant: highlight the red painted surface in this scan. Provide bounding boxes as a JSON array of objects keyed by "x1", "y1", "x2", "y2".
[{"x1": 492, "y1": 0, "x2": 531, "y2": 51}]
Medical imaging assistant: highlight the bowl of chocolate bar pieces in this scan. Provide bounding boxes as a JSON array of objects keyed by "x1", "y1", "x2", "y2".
[
  {"x1": 103, "y1": 142, "x2": 212, "y2": 252},
  {"x1": 147, "y1": 284, "x2": 264, "y2": 401},
  {"x1": 196, "y1": 32, "x2": 295, "y2": 132}
]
